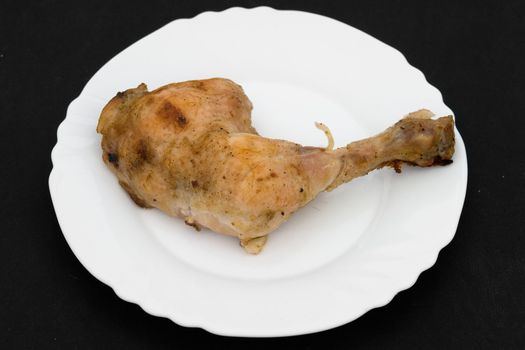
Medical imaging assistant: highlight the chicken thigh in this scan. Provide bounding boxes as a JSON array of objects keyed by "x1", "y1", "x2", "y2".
[{"x1": 97, "y1": 78, "x2": 455, "y2": 253}]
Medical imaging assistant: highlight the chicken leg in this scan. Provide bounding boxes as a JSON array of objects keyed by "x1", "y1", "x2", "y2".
[{"x1": 97, "y1": 78, "x2": 455, "y2": 253}]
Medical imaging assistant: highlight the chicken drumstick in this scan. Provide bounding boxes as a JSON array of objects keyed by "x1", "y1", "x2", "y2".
[{"x1": 97, "y1": 78, "x2": 455, "y2": 253}]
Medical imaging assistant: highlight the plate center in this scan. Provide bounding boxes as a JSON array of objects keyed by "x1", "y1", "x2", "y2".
[{"x1": 140, "y1": 81, "x2": 385, "y2": 280}]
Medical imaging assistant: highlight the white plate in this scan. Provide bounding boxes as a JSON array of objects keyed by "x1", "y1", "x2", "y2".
[{"x1": 49, "y1": 7, "x2": 467, "y2": 337}]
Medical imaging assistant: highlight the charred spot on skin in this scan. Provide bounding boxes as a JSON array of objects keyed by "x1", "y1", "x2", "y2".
[
  {"x1": 176, "y1": 115, "x2": 187, "y2": 127},
  {"x1": 107, "y1": 152, "x2": 119, "y2": 167},
  {"x1": 159, "y1": 102, "x2": 187, "y2": 128},
  {"x1": 130, "y1": 140, "x2": 152, "y2": 170},
  {"x1": 191, "y1": 180, "x2": 199, "y2": 188},
  {"x1": 299, "y1": 187, "x2": 304, "y2": 193},
  {"x1": 281, "y1": 212, "x2": 285, "y2": 216},
  {"x1": 137, "y1": 140, "x2": 151, "y2": 162}
]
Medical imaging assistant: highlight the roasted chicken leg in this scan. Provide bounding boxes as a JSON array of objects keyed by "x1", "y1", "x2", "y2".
[{"x1": 97, "y1": 78, "x2": 455, "y2": 253}]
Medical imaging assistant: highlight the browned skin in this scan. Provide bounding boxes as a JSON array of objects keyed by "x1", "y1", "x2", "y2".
[{"x1": 97, "y1": 78, "x2": 455, "y2": 253}]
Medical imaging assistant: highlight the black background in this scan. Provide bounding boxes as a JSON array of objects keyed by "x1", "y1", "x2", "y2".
[{"x1": 2, "y1": 0, "x2": 525, "y2": 348}]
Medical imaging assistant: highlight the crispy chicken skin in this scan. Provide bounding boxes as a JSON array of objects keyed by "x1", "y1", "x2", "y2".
[{"x1": 97, "y1": 78, "x2": 455, "y2": 253}]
